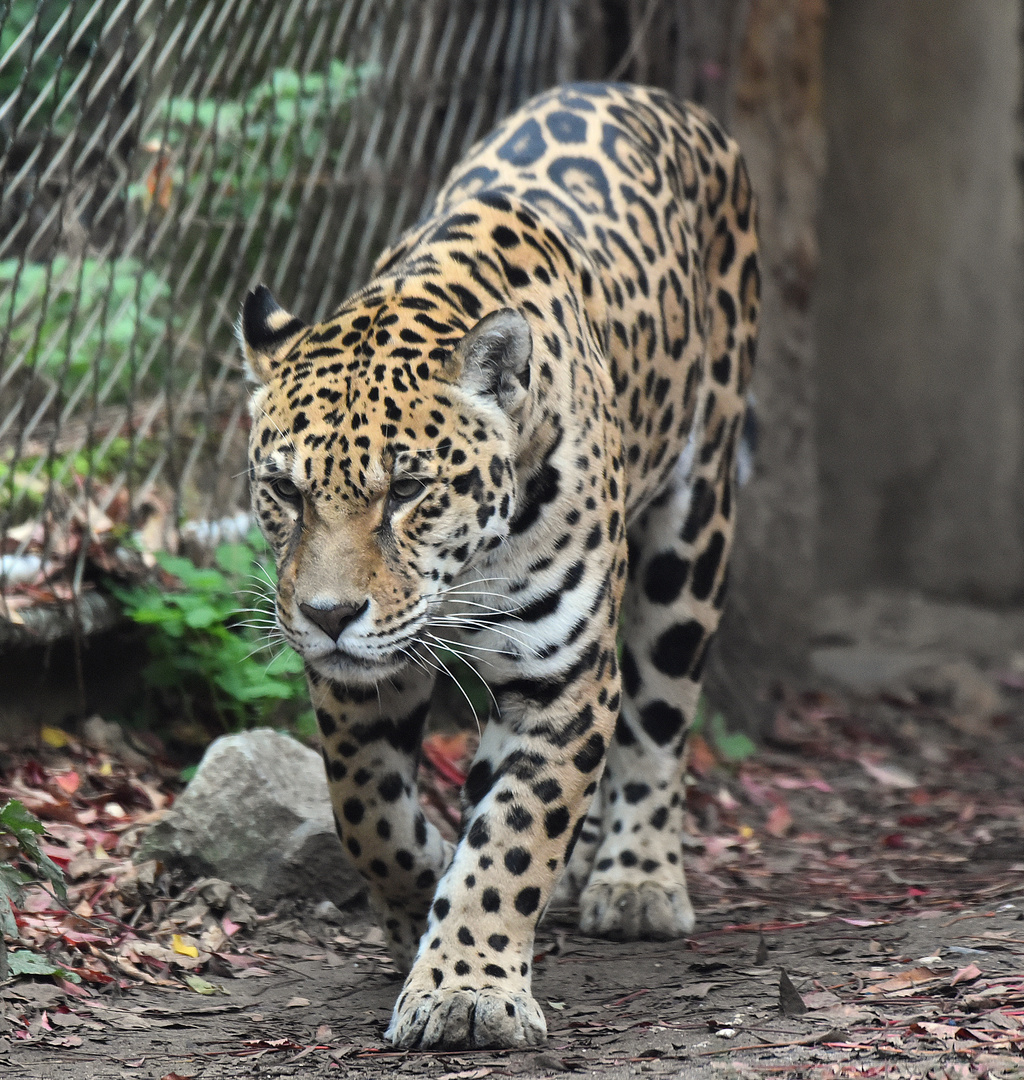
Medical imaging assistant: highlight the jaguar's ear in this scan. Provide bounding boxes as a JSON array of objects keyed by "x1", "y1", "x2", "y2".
[
  {"x1": 451, "y1": 308, "x2": 532, "y2": 413},
  {"x1": 237, "y1": 285, "x2": 307, "y2": 385}
]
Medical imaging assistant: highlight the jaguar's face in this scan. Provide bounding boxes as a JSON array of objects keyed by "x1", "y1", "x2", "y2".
[{"x1": 242, "y1": 287, "x2": 531, "y2": 684}]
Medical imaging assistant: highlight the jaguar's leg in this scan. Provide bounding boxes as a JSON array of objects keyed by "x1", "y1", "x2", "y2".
[
  {"x1": 579, "y1": 417, "x2": 741, "y2": 940},
  {"x1": 308, "y1": 668, "x2": 453, "y2": 971},
  {"x1": 386, "y1": 585, "x2": 623, "y2": 1049},
  {"x1": 550, "y1": 790, "x2": 602, "y2": 906}
]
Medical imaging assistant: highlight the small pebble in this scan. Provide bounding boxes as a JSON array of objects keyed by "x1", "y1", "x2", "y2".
[{"x1": 315, "y1": 900, "x2": 345, "y2": 924}]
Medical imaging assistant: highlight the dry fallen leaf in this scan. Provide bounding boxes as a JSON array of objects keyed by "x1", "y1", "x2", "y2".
[
  {"x1": 865, "y1": 967, "x2": 950, "y2": 995},
  {"x1": 802, "y1": 990, "x2": 842, "y2": 1010},
  {"x1": 674, "y1": 982, "x2": 720, "y2": 1000},
  {"x1": 858, "y1": 757, "x2": 918, "y2": 789},
  {"x1": 765, "y1": 802, "x2": 794, "y2": 837},
  {"x1": 952, "y1": 963, "x2": 984, "y2": 985},
  {"x1": 779, "y1": 970, "x2": 807, "y2": 1016},
  {"x1": 171, "y1": 934, "x2": 199, "y2": 958}
]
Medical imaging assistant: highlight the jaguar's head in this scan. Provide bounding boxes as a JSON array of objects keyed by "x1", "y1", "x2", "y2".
[{"x1": 240, "y1": 285, "x2": 530, "y2": 684}]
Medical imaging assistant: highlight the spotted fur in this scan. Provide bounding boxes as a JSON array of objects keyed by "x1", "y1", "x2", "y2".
[{"x1": 241, "y1": 82, "x2": 759, "y2": 1050}]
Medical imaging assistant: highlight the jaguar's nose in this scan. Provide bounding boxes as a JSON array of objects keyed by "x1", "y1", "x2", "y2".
[{"x1": 299, "y1": 599, "x2": 369, "y2": 641}]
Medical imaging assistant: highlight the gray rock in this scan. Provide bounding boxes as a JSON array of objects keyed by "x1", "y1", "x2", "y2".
[
  {"x1": 809, "y1": 644, "x2": 940, "y2": 694},
  {"x1": 141, "y1": 728, "x2": 364, "y2": 908},
  {"x1": 314, "y1": 899, "x2": 346, "y2": 924}
]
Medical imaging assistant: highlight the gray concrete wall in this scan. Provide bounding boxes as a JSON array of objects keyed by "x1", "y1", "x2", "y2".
[
  {"x1": 815, "y1": 0, "x2": 1024, "y2": 603},
  {"x1": 710, "y1": 0, "x2": 826, "y2": 721}
]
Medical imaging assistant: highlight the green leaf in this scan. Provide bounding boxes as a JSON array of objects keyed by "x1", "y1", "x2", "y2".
[
  {"x1": 708, "y1": 712, "x2": 756, "y2": 763},
  {"x1": 127, "y1": 600, "x2": 186, "y2": 634},
  {"x1": 7, "y1": 950, "x2": 81, "y2": 982},
  {"x1": 264, "y1": 648, "x2": 303, "y2": 676},
  {"x1": 195, "y1": 99, "x2": 218, "y2": 127},
  {"x1": 185, "y1": 973, "x2": 227, "y2": 995},
  {"x1": 292, "y1": 710, "x2": 319, "y2": 741},
  {"x1": 182, "y1": 604, "x2": 220, "y2": 629},
  {"x1": 270, "y1": 68, "x2": 302, "y2": 99},
  {"x1": 157, "y1": 555, "x2": 227, "y2": 594},
  {"x1": 0, "y1": 864, "x2": 29, "y2": 937},
  {"x1": 0, "y1": 800, "x2": 67, "y2": 901},
  {"x1": 246, "y1": 526, "x2": 271, "y2": 552},
  {"x1": 690, "y1": 695, "x2": 708, "y2": 733},
  {"x1": 214, "y1": 543, "x2": 255, "y2": 576},
  {"x1": 0, "y1": 799, "x2": 45, "y2": 839},
  {"x1": 214, "y1": 667, "x2": 294, "y2": 703},
  {"x1": 110, "y1": 530, "x2": 307, "y2": 731}
]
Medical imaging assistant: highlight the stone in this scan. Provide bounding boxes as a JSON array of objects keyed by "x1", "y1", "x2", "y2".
[
  {"x1": 906, "y1": 660, "x2": 1005, "y2": 738},
  {"x1": 140, "y1": 728, "x2": 364, "y2": 907},
  {"x1": 80, "y1": 715, "x2": 151, "y2": 771},
  {"x1": 314, "y1": 899, "x2": 345, "y2": 924},
  {"x1": 809, "y1": 644, "x2": 939, "y2": 694}
]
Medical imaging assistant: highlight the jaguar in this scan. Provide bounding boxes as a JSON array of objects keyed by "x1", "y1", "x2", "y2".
[{"x1": 240, "y1": 81, "x2": 759, "y2": 1050}]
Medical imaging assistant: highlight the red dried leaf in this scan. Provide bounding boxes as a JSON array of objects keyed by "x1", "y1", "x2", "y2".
[
  {"x1": 687, "y1": 733, "x2": 717, "y2": 777},
  {"x1": 421, "y1": 732, "x2": 472, "y2": 786},
  {"x1": 765, "y1": 803, "x2": 793, "y2": 838},
  {"x1": 53, "y1": 772, "x2": 81, "y2": 795}
]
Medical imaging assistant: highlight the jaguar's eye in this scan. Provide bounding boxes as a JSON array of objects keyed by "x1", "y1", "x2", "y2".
[
  {"x1": 270, "y1": 477, "x2": 301, "y2": 504},
  {"x1": 390, "y1": 477, "x2": 426, "y2": 502}
]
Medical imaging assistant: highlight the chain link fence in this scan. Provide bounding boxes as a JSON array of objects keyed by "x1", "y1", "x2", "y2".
[{"x1": 0, "y1": 0, "x2": 745, "y2": 626}]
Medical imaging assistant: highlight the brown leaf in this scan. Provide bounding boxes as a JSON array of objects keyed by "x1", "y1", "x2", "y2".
[
  {"x1": 779, "y1": 969, "x2": 807, "y2": 1016},
  {"x1": 765, "y1": 802, "x2": 793, "y2": 837},
  {"x1": 910, "y1": 1021, "x2": 960, "y2": 1040},
  {"x1": 687, "y1": 733, "x2": 717, "y2": 776},
  {"x1": 673, "y1": 982, "x2": 720, "y2": 999},
  {"x1": 754, "y1": 935, "x2": 768, "y2": 965},
  {"x1": 802, "y1": 990, "x2": 842, "y2": 1010},
  {"x1": 858, "y1": 757, "x2": 918, "y2": 789},
  {"x1": 952, "y1": 963, "x2": 984, "y2": 985},
  {"x1": 865, "y1": 967, "x2": 950, "y2": 995}
]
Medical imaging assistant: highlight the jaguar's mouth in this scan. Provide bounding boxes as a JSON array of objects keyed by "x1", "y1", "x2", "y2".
[{"x1": 304, "y1": 643, "x2": 411, "y2": 686}]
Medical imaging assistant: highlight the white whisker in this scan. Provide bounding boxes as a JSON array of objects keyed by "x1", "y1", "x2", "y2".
[
  {"x1": 420, "y1": 641, "x2": 484, "y2": 736},
  {"x1": 428, "y1": 615, "x2": 534, "y2": 650},
  {"x1": 426, "y1": 630, "x2": 510, "y2": 660},
  {"x1": 425, "y1": 633, "x2": 502, "y2": 719},
  {"x1": 433, "y1": 596, "x2": 526, "y2": 619}
]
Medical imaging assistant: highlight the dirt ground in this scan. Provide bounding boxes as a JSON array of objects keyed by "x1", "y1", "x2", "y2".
[
  {"x1": 4, "y1": 657, "x2": 1024, "y2": 1080},
  {"x1": 3, "y1": 896, "x2": 1024, "y2": 1080}
]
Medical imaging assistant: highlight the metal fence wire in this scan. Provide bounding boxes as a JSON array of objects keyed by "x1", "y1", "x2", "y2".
[{"x1": 0, "y1": 0, "x2": 745, "y2": 619}]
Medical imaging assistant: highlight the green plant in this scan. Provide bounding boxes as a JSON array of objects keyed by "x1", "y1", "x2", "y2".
[
  {"x1": 0, "y1": 435, "x2": 161, "y2": 526},
  {"x1": 111, "y1": 530, "x2": 313, "y2": 735},
  {"x1": 1, "y1": 798, "x2": 68, "y2": 981},
  {"x1": 691, "y1": 696, "x2": 757, "y2": 764},
  {"x1": 0, "y1": 256, "x2": 176, "y2": 402},
  {"x1": 142, "y1": 60, "x2": 376, "y2": 222},
  {"x1": 0, "y1": 1, "x2": 102, "y2": 138}
]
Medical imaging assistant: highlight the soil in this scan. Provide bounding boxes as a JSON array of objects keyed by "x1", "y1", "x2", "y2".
[
  {"x1": 3, "y1": 894, "x2": 1023, "y2": 1080},
  {"x1": 4, "y1": 674, "x2": 1024, "y2": 1080}
]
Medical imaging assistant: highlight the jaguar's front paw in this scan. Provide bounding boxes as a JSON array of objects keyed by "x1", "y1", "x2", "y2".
[
  {"x1": 385, "y1": 987, "x2": 547, "y2": 1049},
  {"x1": 579, "y1": 880, "x2": 695, "y2": 940}
]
